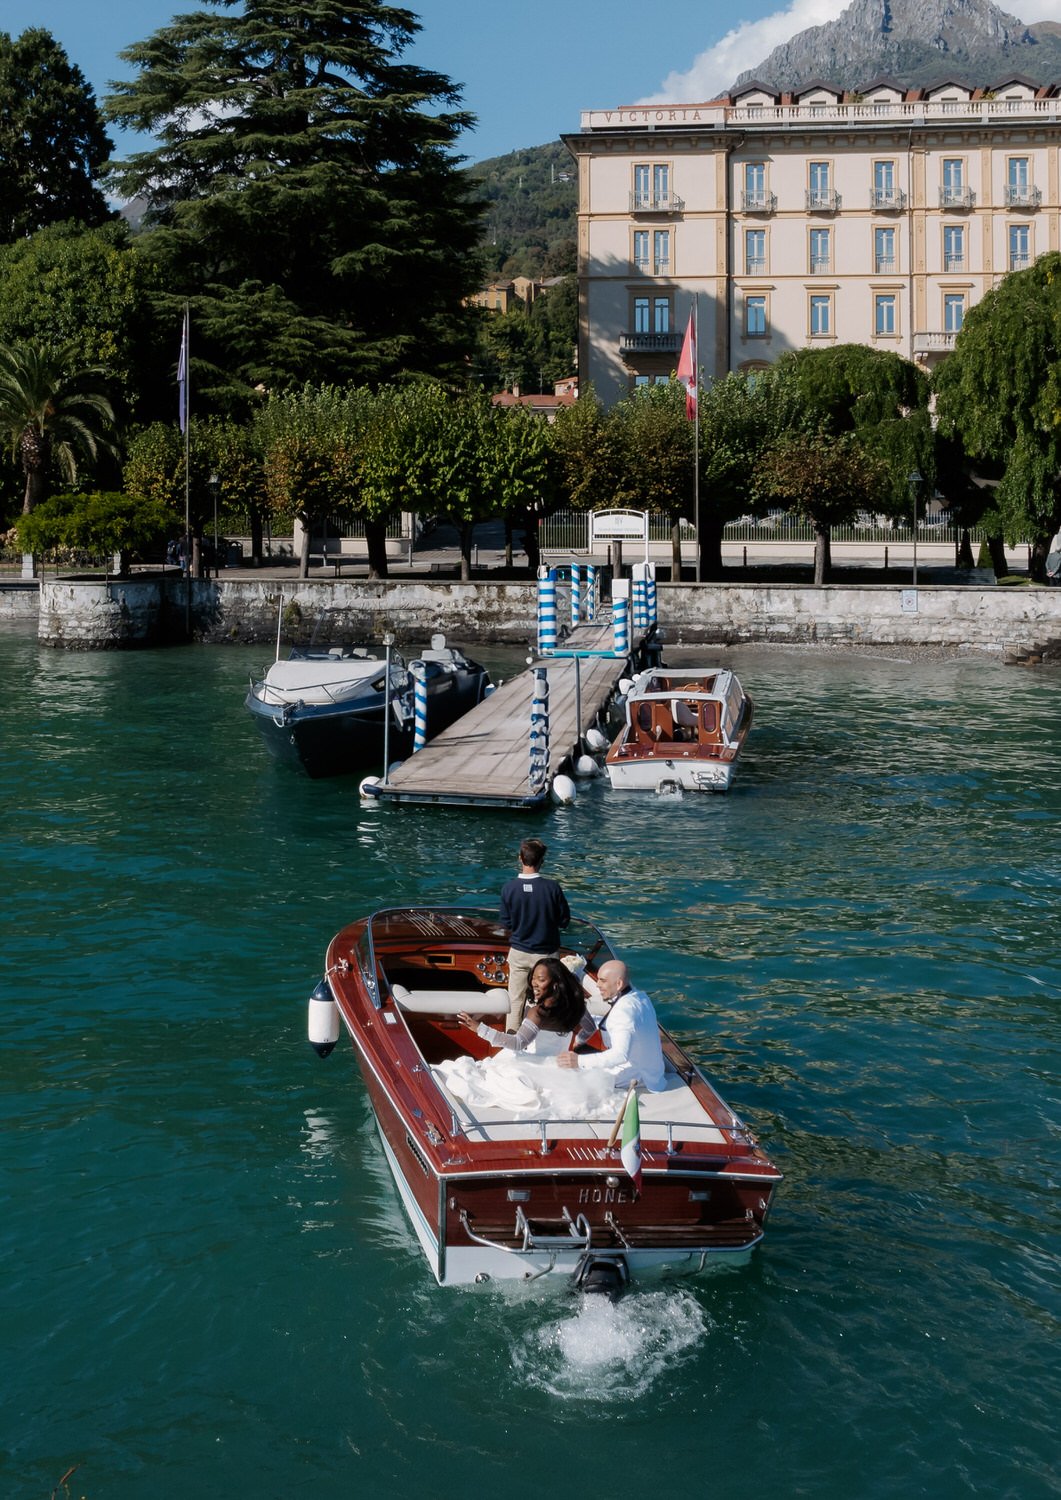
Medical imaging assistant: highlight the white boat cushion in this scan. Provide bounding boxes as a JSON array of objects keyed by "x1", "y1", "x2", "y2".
[{"x1": 390, "y1": 984, "x2": 508, "y2": 1016}]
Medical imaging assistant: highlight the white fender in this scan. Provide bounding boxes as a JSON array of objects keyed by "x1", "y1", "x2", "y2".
[
  {"x1": 551, "y1": 773, "x2": 577, "y2": 805},
  {"x1": 308, "y1": 979, "x2": 340, "y2": 1057},
  {"x1": 585, "y1": 726, "x2": 609, "y2": 752},
  {"x1": 359, "y1": 775, "x2": 381, "y2": 800},
  {"x1": 574, "y1": 754, "x2": 599, "y2": 778}
]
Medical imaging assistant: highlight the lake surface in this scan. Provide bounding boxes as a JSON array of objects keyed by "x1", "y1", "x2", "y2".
[{"x1": 2, "y1": 628, "x2": 1058, "y2": 1499}]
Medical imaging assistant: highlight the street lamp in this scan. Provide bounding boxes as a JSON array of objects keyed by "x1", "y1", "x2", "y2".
[{"x1": 908, "y1": 469, "x2": 922, "y2": 587}]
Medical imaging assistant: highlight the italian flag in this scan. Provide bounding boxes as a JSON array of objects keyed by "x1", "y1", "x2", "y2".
[{"x1": 620, "y1": 1090, "x2": 642, "y2": 1194}]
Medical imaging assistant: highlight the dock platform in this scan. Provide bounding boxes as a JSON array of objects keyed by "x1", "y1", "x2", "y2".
[{"x1": 367, "y1": 622, "x2": 644, "y2": 808}]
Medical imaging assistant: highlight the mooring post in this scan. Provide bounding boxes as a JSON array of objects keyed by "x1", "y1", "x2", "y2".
[
  {"x1": 537, "y1": 565, "x2": 557, "y2": 652},
  {"x1": 570, "y1": 562, "x2": 581, "y2": 628},
  {"x1": 585, "y1": 563, "x2": 597, "y2": 622},
  {"x1": 612, "y1": 577, "x2": 631, "y2": 656},
  {"x1": 632, "y1": 562, "x2": 647, "y2": 631},
  {"x1": 529, "y1": 667, "x2": 550, "y2": 795},
  {"x1": 412, "y1": 664, "x2": 428, "y2": 752}
]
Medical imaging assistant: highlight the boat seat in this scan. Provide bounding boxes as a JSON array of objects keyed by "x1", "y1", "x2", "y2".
[{"x1": 391, "y1": 983, "x2": 508, "y2": 1016}]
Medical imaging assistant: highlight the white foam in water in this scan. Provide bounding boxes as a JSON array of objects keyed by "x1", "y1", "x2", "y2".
[{"x1": 512, "y1": 1289, "x2": 709, "y2": 1402}]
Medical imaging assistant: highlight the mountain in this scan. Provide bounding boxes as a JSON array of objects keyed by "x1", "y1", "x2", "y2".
[
  {"x1": 731, "y1": 0, "x2": 1061, "y2": 93},
  {"x1": 466, "y1": 142, "x2": 577, "y2": 280}
]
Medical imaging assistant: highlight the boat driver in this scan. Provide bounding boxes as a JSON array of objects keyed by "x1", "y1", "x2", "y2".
[
  {"x1": 556, "y1": 959, "x2": 666, "y2": 1092},
  {"x1": 499, "y1": 838, "x2": 570, "y2": 1033}
]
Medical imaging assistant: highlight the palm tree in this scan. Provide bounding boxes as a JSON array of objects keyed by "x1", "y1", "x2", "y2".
[{"x1": 0, "y1": 341, "x2": 116, "y2": 513}]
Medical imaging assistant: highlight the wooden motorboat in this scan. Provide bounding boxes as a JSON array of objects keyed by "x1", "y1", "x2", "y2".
[
  {"x1": 605, "y1": 667, "x2": 754, "y2": 793},
  {"x1": 309, "y1": 906, "x2": 781, "y2": 1289},
  {"x1": 246, "y1": 622, "x2": 490, "y2": 779}
]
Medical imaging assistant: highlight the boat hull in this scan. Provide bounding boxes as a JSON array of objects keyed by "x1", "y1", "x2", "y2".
[
  {"x1": 324, "y1": 907, "x2": 781, "y2": 1288},
  {"x1": 605, "y1": 754, "x2": 737, "y2": 793},
  {"x1": 246, "y1": 661, "x2": 489, "y2": 778}
]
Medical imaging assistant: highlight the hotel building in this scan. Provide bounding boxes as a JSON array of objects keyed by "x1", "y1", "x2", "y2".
[{"x1": 562, "y1": 77, "x2": 1061, "y2": 404}]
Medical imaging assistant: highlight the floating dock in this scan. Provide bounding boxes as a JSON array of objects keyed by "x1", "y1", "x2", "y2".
[{"x1": 367, "y1": 621, "x2": 649, "y2": 809}]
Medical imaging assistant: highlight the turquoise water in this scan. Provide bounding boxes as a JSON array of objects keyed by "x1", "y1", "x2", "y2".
[{"x1": 2, "y1": 629, "x2": 1059, "y2": 1499}]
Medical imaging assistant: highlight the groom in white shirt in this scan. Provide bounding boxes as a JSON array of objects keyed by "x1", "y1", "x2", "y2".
[{"x1": 556, "y1": 958, "x2": 666, "y2": 1092}]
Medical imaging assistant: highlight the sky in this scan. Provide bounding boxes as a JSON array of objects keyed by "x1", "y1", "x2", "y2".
[{"x1": 20, "y1": 0, "x2": 1061, "y2": 165}]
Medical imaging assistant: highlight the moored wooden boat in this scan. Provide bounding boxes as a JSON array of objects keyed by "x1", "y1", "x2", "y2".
[
  {"x1": 605, "y1": 667, "x2": 754, "y2": 793},
  {"x1": 310, "y1": 906, "x2": 781, "y2": 1289}
]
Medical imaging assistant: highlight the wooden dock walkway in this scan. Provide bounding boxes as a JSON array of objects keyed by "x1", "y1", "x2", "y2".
[{"x1": 368, "y1": 622, "x2": 637, "y2": 808}]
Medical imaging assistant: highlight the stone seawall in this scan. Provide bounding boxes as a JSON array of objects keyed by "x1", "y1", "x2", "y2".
[
  {"x1": 656, "y1": 582, "x2": 1061, "y2": 657},
  {"x1": 0, "y1": 583, "x2": 40, "y2": 625},
  {"x1": 13, "y1": 575, "x2": 1061, "y2": 656}
]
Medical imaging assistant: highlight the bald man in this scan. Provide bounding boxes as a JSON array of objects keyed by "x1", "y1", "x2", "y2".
[{"x1": 556, "y1": 958, "x2": 666, "y2": 1092}]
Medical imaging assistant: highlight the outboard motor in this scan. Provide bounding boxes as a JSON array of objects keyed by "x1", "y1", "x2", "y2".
[
  {"x1": 308, "y1": 978, "x2": 340, "y2": 1058},
  {"x1": 572, "y1": 1254, "x2": 629, "y2": 1300}
]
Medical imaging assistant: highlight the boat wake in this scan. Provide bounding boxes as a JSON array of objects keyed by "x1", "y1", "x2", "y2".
[{"x1": 511, "y1": 1287, "x2": 708, "y2": 1402}]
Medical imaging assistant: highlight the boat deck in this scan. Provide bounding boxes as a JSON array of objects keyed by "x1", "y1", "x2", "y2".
[
  {"x1": 430, "y1": 1065, "x2": 732, "y2": 1148},
  {"x1": 368, "y1": 622, "x2": 636, "y2": 807}
]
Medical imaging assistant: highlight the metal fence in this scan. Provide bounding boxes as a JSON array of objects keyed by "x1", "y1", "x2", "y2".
[{"x1": 539, "y1": 510, "x2": 1006, "y2": 551}]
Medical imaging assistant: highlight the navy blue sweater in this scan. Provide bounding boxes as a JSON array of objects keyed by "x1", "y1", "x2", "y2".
[{"x1": 500, "y1": 873, "x2": 570, "y2": 954}]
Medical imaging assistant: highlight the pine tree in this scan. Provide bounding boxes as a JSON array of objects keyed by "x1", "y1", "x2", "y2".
[
  {"x1": 105, "y1": 1, "x2": 485, "y2": 408},
  {"x1": 0, "y1": 29, "x2": 113, "y2": 241}
]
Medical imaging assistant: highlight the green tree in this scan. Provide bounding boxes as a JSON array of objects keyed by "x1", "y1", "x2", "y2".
[
  {"x1": 0, "y1": 222, "x2": 165, "y2": 420},
  {"x1": 933, "y1": 253, "x2": 1061, "y2": 579},
  {"x1": 0, "y1": 342, "x2": 116, "y2": 514},
  {"x1": 484, "y1": 403, "x2": 556, "y2": 573},
  {"x1": 695, "y1": 369, "x2": 809, "y2": 579},
  {"x1": 753, "y1": 431, "x2": 892, "y2": 584},
  {"x1": 16, "y1": 490, "x2": 178, "y2": 576},
  {"x1": 255, "y1": 386, "x2": 366, "y2": 578},
  {"x1": 778, "y1": 343, "x2": 933, "y2": 514},
  {"x1": 607, "y1": 383, "x2": 694, "y2": 576},
  {"x1": 106, "y1": 1, "x2": 485, "y2": 410},
  {"x1": 417, "y1": 388, "x2": 497, "y2": 582},
  {"x1": 549, "y1": 389, "x2": 623, "y2": 514},
  {"x1": 0, "y1": 29, "x2": 113, "y2": 241}
]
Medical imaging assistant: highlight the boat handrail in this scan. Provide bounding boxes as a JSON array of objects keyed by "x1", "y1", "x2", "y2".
[{"x1": 447, "y1": 1113, "x2": 756, "y2": 1152}]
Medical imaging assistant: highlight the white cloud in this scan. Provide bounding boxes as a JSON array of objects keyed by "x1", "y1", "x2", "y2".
[{"x1": 640, "y1": 0, "x2": 848, "y2": 103}]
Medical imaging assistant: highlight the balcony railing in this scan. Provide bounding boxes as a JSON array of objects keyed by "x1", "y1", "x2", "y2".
[
  {"x1": 875, "y1": 256, "x2": 896, "y2": 273},
  {"x1": 806, "y1": 189, "x2": 841, "y2": 212},
  {"x1": 943, "y1": 254, "x2": 965, "y2": 272},
  {"x1": 618, "y1": 330, "x2": 683, "y2": 355},
  {"x1": 912, "y1": 330, "x2": 958, "y2": 355},
  {"x1": 810, "y1": 256, "x2": 832, "y2": 274},
  {"x1": 744, "y1": 257, "x2": 766, "y2": 275},
  {"x1": 939, "y1": 186, "x2": 975, "y2": 209},
  {"x1": 1009, "y1": 252, "x2": 1031, "y2": 271},
  {"x1": 870, "y1": 188, "x2": 907, "y2": 210},
  {"x1": 1004, "y1": 183, "x2": 1041, "y2": 208},
  {"x1": 741, "y1": 190, "x2": 777, "y2": 213},
  {"x1": 629, "y1": 191, "x2": 685, "y2": 213}
]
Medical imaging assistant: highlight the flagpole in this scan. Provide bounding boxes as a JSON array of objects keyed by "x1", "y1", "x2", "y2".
[{"x1": 693, "y1": 293, "x2": 700, "y2": 584}]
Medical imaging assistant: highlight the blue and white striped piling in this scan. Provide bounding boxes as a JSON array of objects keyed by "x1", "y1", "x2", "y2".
[
  {"x1": 529, "y1": 666, "x2": 550, "y2": 796},
  {"x1": 611, "y1": 579, "x2": 630, "y2": 656},
  {"x1": 585, "y1": 563, "x2": 597, "y2": 622},
  {"x1": 645, "y1": 561, "x2": 657, "y2": 628},
  {"x1": 537, "y1": 565, "x2": 557, "y2": 652},
  {"x1": 632, "y1": 563, "x2": 648, "y2": 631},
  {"x1": 412, "y1": 664, "x2": 428, "y2": 752},
  {"x1": 570, "y1": 563, "x2": 581, "y2": 628}
]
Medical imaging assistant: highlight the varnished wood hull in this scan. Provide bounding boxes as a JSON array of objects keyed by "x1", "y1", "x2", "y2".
[{"x1": 322, "y1": 907, "x2": 781, "y2": 1286}]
